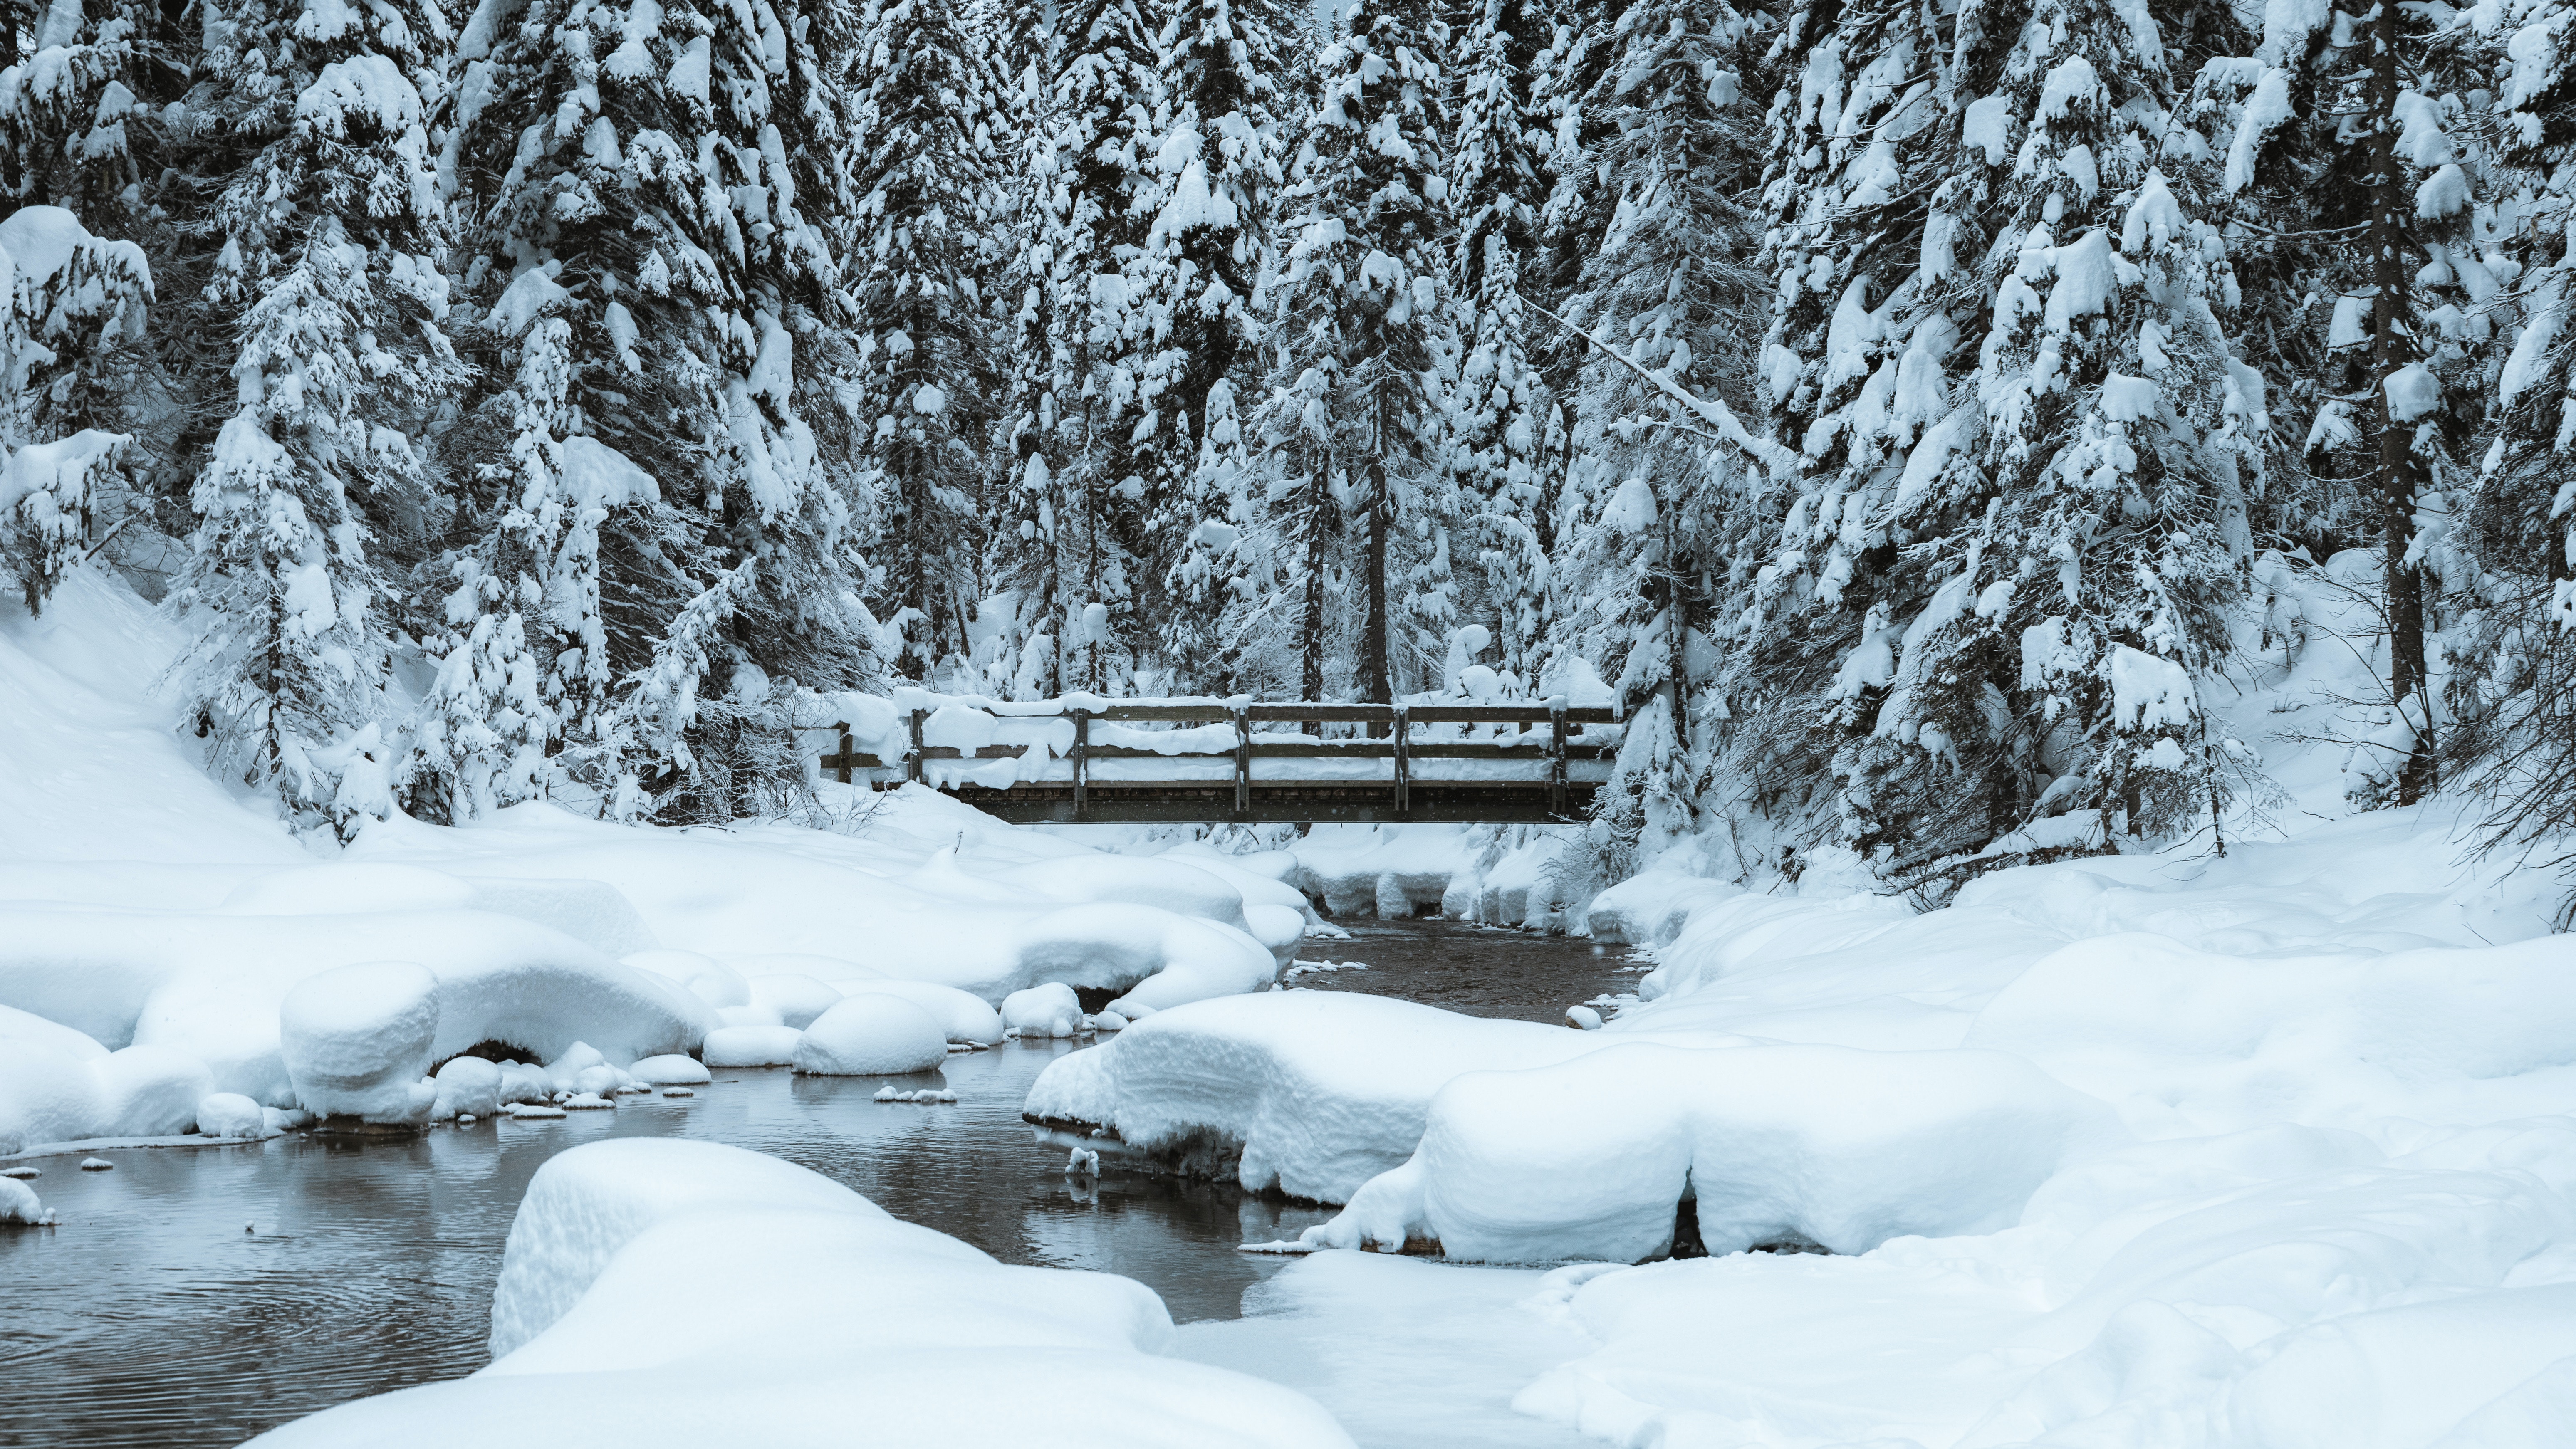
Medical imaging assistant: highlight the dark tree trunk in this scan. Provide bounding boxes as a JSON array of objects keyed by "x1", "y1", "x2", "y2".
[
  {"x1": 1360, "y1": 455, "x2": 1390, "y2": 722},
  {"x1": 1301, "y1": 460, "x2": 1329, "y2": 737},
  {"x1": 2364, "y1": 0, "x2": 2436, "y2": 804}
]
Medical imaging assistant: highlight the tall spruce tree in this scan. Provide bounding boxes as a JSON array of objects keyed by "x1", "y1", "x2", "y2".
[
  {"x1": 846, "y1": 0, "x2": 1011, "y2": 683},
  {"x1": 169, "y1": 0, "x2": 463, "y2": 831},
  {"x1": 1255, "y1": 0, "x2": 1459, "y2": 709},
  {"x1": 423, "y1": 0, "x2": 878, "y2": 820}
]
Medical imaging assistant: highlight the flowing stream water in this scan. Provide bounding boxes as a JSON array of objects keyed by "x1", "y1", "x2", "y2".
[{"x1": 0, "y1": 921, "x2": 1639, "y2": 1449}]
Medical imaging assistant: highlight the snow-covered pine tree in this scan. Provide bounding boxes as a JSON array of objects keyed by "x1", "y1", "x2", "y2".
[
  {"x1": 1148, "y1": 0, "x2": 1302, "y2": 691},
  {"x1": 0, "y1": 207, "x2": 152, "y2": 612},
  {"x1": 168, "y1": 0, "x2": 463, "y2": 831},
  {"x1": 2440, "y1": 1, "x2": 2576, "y2": 873},
  {"x1": 1446, "y1": 0, "x2": 1563, "y2": 687},
  {"x1": 1255, "y1": 0, "x2": 1459, "y2": 708},
  {"x1": 1538, "y1": 0, "x2": 1774, "y2": 857},
  {"x1": 990, "y1": 0, "x2": 1164, "y2": 695},
  {"x1": 846, "y1": 0, "x2": 1011, "y2": 683},
  {"x1": 427, "y1": 0, "x2": 879, "y2": 820},
  {"x1": 1753, "y1": 0, "x2": 2258, "y2": 870}
]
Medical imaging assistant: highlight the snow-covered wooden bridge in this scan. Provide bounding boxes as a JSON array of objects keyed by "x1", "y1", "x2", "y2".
[{"x1": 815, "y1": 701, "x2": 1621, "y2": 824}]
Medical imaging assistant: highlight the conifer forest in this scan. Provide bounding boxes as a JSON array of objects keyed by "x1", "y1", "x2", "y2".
[{"x1": 6, "y1": 0, "x2": 2576, "y2": 891}]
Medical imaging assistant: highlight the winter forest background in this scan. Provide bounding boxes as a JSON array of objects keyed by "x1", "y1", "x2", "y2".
[{"x1": 5, "y1": 0, "x2": 2576, "y2": 902}]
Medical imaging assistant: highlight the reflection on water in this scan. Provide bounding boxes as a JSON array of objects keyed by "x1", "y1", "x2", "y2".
[{"x1": 0, "y1": 1041, "x2": 1333, "y2": 1449}]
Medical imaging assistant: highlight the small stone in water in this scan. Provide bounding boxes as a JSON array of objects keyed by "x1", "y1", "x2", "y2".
[
  {"x1": 2, "y1": 1166, "x2": 37, "y2": 1179},
  {"x1": 457, "y1": 1113, "x2": 477, "y2": 1124},
  {"x1": 873, "y1": 1085, "x2": 896, "y2": 1102},
  {"x1": 661, "y1": 1088, "x2": 693, "y2": 1098},
  {"x1": 79, "y1": 1158, "x2": 112, "y2": 1171}
]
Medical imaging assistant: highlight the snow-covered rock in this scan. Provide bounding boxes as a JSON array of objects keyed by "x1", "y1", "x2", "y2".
[
  {"x1": 702, "y1": 1025, "x2": 802, "y2": 1067},
  {"x1": 0, "y1": 1176, "x2": 47, "y2": 1225},
  {"x1": 790, "y1": 996, "x2": 948, "y2": 1076},
  {"x1": 280, "y1": 962, "x2": 440, "y2": 1125},
  {"x1": 1584, "y1": 870, "x2": 1746, "y2": 946},
  {"x1": 1298, "y1": 1043, "x2": 2124, "y2": 1262},
  {"x1": 1015, "y1": 904, "x2": 1279, "y2": 1018},
  {"x1": 1001, "y1": 982, "x2": 1084, "y2": 1038},
  {"x1": 843, "y1": 979, "x2": 1004, "y2": 1044},
  {"x1": 745, "y1": 973, "x2": 841, "y2": 1030},
  {"x1": 625, "y1": 1054, "x2": 709, "y2": 1086},
  {"x1": 248, "y1": 1138, "x2": 1352, "y2": 1448},
  {"x1": 1023, "y1": 992, "x2": 1637, "y2": 1201},
  {"x1": 430, "y1": 1058, "x2": 502, "y2": 1120},
  {"x1": 194, "y1": 1091, "x2": 268, "y2": 1139}
]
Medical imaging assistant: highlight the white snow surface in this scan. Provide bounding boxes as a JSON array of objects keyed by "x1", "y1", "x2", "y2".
[{"x1": 250, "y1": 1139, "x2": 1352, "y2": 1448}]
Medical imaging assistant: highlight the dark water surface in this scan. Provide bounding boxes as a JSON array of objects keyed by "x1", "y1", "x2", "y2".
[{"x1": 0, "y1": 921, "x2": 1623, "y2": 1449}]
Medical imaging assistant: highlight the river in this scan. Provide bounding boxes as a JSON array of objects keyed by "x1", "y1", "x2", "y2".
[{"x1": 0, "y1": 921, "x2": 1637, "y2": 1449}]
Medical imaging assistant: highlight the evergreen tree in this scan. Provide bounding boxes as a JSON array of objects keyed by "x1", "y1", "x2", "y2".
[
  {"x1": 846, "y1": 0, "x2": 1011, "y2": 683},
  {"x1": 424, "y1": 0, "x2": 879, "y2": 820},
  {"x1": 169, "y1": 0, "x2": 462, "y2": 831},
  {"x1": 991, "y1": 0, "x2": 1163, "y2": 695},
  {"x1": 1748, "y1": 0, "x2": 2259, "y2": 870},
  {"x1": 1255, "y1": 0, "x2": 1459, "y2": 708},
  {"x1": 1447, "y1": 0, "x2": 1562, "y2": 686}
]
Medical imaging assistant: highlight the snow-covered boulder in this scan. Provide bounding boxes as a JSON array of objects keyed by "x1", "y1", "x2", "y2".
[
  {"x1": 431, "y1": 1058, "x2": 503, "y2": 1120},
  {"x1": 1002, "y1": 982, "x2": 1084, "y2": 1038},
  {"x1": 625, "y1": 1054, "x2": 709, "y2": 1086},
  {"x1": 194, "y1": 1092, "x2": 267, "y2": 1139},
  {"x1": 993, "y1": 854, "x2": 1252, "y2": 931},
  {"x1": 257, "y1": 1137, "x2": 1353, "y2": 1448},
  {"x1": 745, "y1": 974, "x2": 842, "y2": 1030},
  {"x1": 487, "y1": 1139, "x2": 889, "y2": 1358},
  {"x1": 791, "y1": 996, "x2": 947, "y2": 1076},
  {"x1": 280, "y1": 962, "x2": 440, "y2": 1125},
  {"x1": 703, "y1": 1026, "x2": 801, "y2": 1067},
  {"x1": 1014, "y1": 904, "x2": 1278, "y2": 1019},
  {"x1": 1299, "y1": 1043, "x2": 2125, "y2": 1262},
  {"x1": 846, "y1": 980, "x2": 1004, "y2": 1045},
  {"x1": 1024, "y1": 992, "x2": 1632, "y2": 1201},
  {"x1": 0, "y1": 1176, "x2": 47, "y2": 1225}
]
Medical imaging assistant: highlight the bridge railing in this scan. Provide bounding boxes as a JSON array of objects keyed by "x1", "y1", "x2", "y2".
[{"x1": 811, "y1": 700, "x2": 1623, "y2": 823}]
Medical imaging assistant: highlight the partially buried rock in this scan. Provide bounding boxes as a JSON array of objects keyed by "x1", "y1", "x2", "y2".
[
  {"x1": 792, "y1": 995, "x2": 948, "y2": 1076},
  {"x1": 280, "y1": 961, "x2": 441, "y2": 1127},
  {"x1": 194, "y1": 1093, "x2": 268, "y2": 1140},
  {"x1": 507, "y1": 1103, "x2": 567, "y2": 1120},
  {"x1": 561, "y1": 1093, "x2": 615, "y2": 1110},
  {"x1": 1000, "y1": 982, "x2": 1084, "y2": 1039},
  {"x1": 431, "y1": 1057, "x2": 503, "y2": 1120},
  {"x1": 2, "y1": 1166, "x2": 39, "y2": 1179},
  {"x1": 661, "y1": 1088, "x2": 694, "y2": 1098},
  {"x1": 79, "y1": 1157, "x2": 111, "y2": 1170},
  {"x1": 628, "y1": 1054, "x2": 712, "y2": 1086},
  {"x1": 0, "y1": 1177, "x2": 49, "y2": 1225}
]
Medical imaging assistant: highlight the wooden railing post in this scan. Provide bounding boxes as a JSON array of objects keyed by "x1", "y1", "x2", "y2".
[
  {"x1": 1548, "y1": 702, "x2": 1569, "y2": 818},
  {"x1": 1391, "y1": 703, "x2": 1410, "y2": 817},
  {"x1": 1071, "y1": 707, "x2": 1091, "y2": 820},
  {"x1": 906, "y1": 709, "x2": 927, "y2": 785},
  {"x1": 831, "y1": 722, "x2": 854, "y2": 784},
  {"x1": 1232, "y1": 705, "x2": 1251, "y2": 818}
]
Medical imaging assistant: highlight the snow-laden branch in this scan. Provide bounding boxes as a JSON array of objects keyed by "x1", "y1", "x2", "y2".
[{"x1": 1527, "y1": 299, "x2": 1798, "y2": 477}]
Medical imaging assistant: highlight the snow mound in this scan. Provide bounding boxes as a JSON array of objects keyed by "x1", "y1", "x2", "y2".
[
  {"x1": 791, "y1": 996, "x2": 948, "y2": 1076},
  {"x1": 1023, "y1": 992, "x2": 1638, "y2": 1201},
  {"x1": 745, "y1": 973, "x2": 841, "y2": 1029},
  {"x1": 280, "y1": 961, "x2": 441, "y2": 1125},
  {"x1": 254, "y1": 1137, "x2": 1352, "y2": 1448},
  {"x1": 1003, "y1": 982, "x2": 1085, "y2": 1038},
  {"x1": 1584, "y1": 870, "x2": 1747, "y2": 945},
  {"x1": 1301, "y1": 1043, "x2": 2124, "y2": 1261},
  {"x1": 849, "y1": 979, "x2": 1005, "y2": 1044},
  {"x1": 488, "y1": 1139, "x2": 889, "y2": 1358},
  {"x1": 194, "y1": 1092, "x2": 268, "y2": 1139},
  {"x1": 0, "y1": 1029, "x2": 212, "y2": 1151},
  {"x1": 1015, "y1": 903, "x2": 1279, "y2": 1019},
  {"x1": 0, "y1": 1176, "x2": 47, "y2": 1225},
  {"x1": 625, "y1": 1054, "x2": 709, "y2": 1085},
  {"x1": 702, "y1": 1025, "x2": 801, "y2": 1067},
  {"x1": 0, "y1": 907, "x2": 711, "y2": 1106},
  {"x1": 431, "y1": 1057, "x2": 502, "y2": 1120}
]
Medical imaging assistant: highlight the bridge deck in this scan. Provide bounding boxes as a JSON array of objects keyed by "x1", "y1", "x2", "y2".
[{"x1": 815, "y1": 701, "x2": 1620, "y2": 825}]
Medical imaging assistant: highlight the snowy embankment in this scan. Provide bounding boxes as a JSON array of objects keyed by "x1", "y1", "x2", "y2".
[
  {"x1": 0, "y1": 571, "x2": 1302, "y2": 1151},
  {"x1": 242, "y1": 1139, "x2": 1352, "y2": 1448},
  {"x1": 1036, "y1": 805, "x2": 2576, "y2": 1445}
]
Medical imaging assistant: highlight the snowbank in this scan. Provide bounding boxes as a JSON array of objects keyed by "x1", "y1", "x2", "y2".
[
  {"x1": 0, "y1": 906, "x2": 712, "y2": 1106},
  {"x1": 1297, "y1": 1043, "x2": 2123, "y2": 1261},
  {"x1": 250, "y1": 1139, "x2": 1353, "y2": 1448}
]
